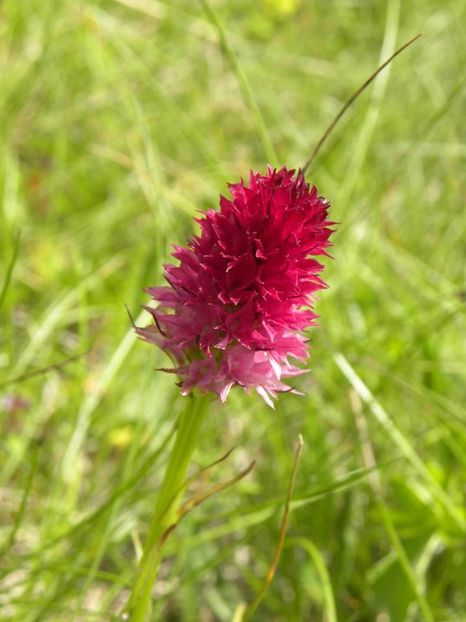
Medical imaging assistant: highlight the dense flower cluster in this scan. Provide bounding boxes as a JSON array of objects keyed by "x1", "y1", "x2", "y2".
[{"x1": 137, "y1": 166, "x2": 334, "y2": 405}]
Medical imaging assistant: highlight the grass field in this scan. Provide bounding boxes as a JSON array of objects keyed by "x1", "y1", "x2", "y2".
[{"x1": 1, "y1": 0, "x2": 465, "y2": 620}]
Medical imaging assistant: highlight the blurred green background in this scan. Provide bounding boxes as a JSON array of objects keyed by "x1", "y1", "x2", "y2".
[{"x1": 1, "y1": 0, "x2": 465, "y2": 620}]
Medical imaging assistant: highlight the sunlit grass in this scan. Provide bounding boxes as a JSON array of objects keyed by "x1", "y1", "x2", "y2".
[{"x1": 0, "y1": 0, "x2": 465, "y2": 620}]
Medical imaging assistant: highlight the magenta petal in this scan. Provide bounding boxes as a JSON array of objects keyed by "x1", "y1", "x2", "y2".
[{"x1": 137, "y1": 167, "x2": 334, "y2": 405}]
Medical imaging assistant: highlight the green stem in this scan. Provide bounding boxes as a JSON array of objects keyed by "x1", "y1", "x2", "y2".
[{"x1": 127, "y1": 394, "x2": 208, "y2": 621}]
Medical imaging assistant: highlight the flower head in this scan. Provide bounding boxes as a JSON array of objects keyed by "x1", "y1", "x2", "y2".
[{"x1": 138, "y1": 166, "x2": 334, "y2": 405}]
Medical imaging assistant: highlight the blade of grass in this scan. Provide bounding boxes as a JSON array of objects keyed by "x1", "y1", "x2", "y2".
[
  {"x1": 286, "y1": 537, "x2": 338, "y2": 622},
  {"x1": 0, "y1": 350, "x2": 89, "y2": 390},
  {"x1": 335, "y1": 0, "x2": 400, "y2": 209},
  {"x1": 1, "y1": 438, "x2": 39, "y2": 555},
  {"x1": 302, "y1": 31, "x2": 422, "y2": 173},
  {"x1": 12, "y1": 255, "x2": 123, "y2": 375},
  {"x1": 335, "y1": 353, "x2": 465, "y2": 532},
  {"x1": 0, "y1": 229, "x2": 20, "y2": 312},
  {"x1": 61, "y1": 309, "x2": 146, "y2": 486},
  {"x1": 163, "y1": 464, "x2": 377, "y2": 555},
  {"x1": 243, "y1": 435, "x2": 304, "y2": 620},
  {"x1": 350, "y1": 389, "x2": 434, "y2": 622},
  {"x1": 199, "y1": 0, "x2": 278, "y2": 164},
  {"x1": 71, "y1": 422, "x2": 146, "y2": 621}
]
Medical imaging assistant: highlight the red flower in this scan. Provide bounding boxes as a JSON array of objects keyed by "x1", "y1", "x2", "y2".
[{"x1": 138, "y1": 166, "x2": 334, "y2": 405}]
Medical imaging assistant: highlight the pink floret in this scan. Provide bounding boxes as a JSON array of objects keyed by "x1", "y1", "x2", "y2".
[{"x1": 137, "y1": 166, "x2": 334, "y2": 405}]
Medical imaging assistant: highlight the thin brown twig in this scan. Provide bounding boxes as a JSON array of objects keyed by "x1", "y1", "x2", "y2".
[
  {"x1": 142, "y1": 460, "x2": 257, "y2": 575},
  {"x1": 178, "y1": 460, "x2": 256, "y2": 517},
  {"x1": 123, "y1": 458, "x2": 255, "y2": 619},
  {"x1": 186, "y1": 446, "x2": 237, "y2": 483},
  {"x1": 302, "y1": 33, "x2": 423, "y2": 174},
  {"x1": 245, "y1": 434, "x2": 304, "y2": 619},
  {"x1": 156, "y1": 446, "x2": 239, "y2": 527}
]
